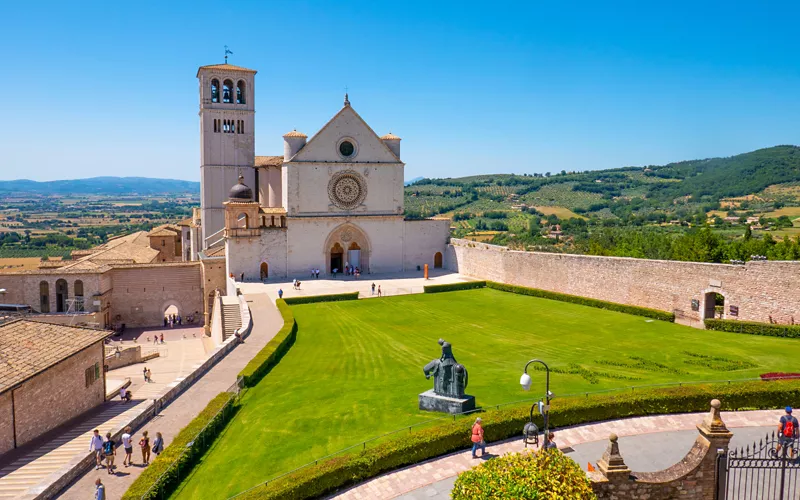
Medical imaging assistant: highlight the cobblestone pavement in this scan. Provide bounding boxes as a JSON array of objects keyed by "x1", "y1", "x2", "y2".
[
  {"x1": 331, "y1": 409, "x2": 782, "y2": 500},
  {"x1": 44, "y1": 293, "x2": 280, "y2": 500},
  {"x1": 238, "y1": 269, "x2": 474, "y2": 302}
]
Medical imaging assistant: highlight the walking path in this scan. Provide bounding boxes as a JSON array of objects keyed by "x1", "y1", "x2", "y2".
[
  {"x1": 331, "y1": 409, "x2": 783, "y2": 500},
  {"x1": 238, "y1": 270, "x2": 473, "y2": 302},
  {"x1": 54, "y1": 293, "x2": 281, "y2": 500},
  {"x1": 0, "y1": 294, "x2": 279, "y2": 500}
]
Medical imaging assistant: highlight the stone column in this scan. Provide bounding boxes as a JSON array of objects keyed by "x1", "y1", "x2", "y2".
[{"x1": 596, "y1": 433, "x2": 631, "y2": 481}]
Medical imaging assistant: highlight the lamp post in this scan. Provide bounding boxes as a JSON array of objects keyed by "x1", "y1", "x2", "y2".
[{"x1": 520, "y1": 359, "x2": 553, "y2": 448}]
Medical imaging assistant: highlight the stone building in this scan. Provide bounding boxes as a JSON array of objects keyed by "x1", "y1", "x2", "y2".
[
  {"x1": 193, "y1": 62, "x2": 451, "y2": 280},
  {"x1": 0, "y1": 320, "x2": 111, "y2": 455}
]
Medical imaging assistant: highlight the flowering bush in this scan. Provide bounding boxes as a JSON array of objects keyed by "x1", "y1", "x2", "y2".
[
  {"x1": 451, "y1": 449, "x2": 596, "y2": 499},
  {"x1": 760, "y1": 372, "x2": 800, "y2": 381}
]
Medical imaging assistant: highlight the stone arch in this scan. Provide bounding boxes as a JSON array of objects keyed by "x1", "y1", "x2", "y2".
[
  {"x1": 260, "y1": 262, "x2": 269, "y2": 280},
  {"x1": 434, "y1": 252, "x2": 443, "y2": 269},
  {"x1": 323, "y1": 223, "x2": 371, "y2": 274},
  {"x1": 161, "y1": 300, "x2": 183, "y2": 322},
  {"x1": 55, "y1": 278, "x2": 68, "y2": 313},
  {"x1": 700, "y1": 288, "x2": 727, "y2": 320}
]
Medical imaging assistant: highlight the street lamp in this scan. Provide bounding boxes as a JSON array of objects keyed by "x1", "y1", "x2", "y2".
[{"x1": 520, "y1": 359, "x2": 554, "y2": 448}]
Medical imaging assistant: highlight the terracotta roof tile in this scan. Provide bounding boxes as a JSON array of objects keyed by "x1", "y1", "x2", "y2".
[
  {"x1": 380, "y1": 133, "x2": 401, "y2": 140},
  {"x1": 283, "y1": 130, "x2": 307, "y2": 138},
  {"x1": 196, "y1": 63, "x2": 257, "y2": 76},
  {"x1": 255, "y1": 156, "x2": 284, "y2": 167},
  {"x1": 0, "y1": 320, "x2": 111, "y2": 393}
]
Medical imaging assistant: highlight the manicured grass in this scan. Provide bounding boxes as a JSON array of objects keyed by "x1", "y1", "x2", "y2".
[{"x1": 173, "y1": 289, "x2": 800, "y2": 499}]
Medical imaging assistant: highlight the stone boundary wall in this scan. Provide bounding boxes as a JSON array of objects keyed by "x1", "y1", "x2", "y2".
[{"x1": 447, "y1": 239, "x2": 800, "y2": 325}]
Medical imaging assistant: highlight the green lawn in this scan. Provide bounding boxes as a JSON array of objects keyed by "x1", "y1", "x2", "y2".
[{"x1": 173, "y1": 289, "x2": 800, "y2": 498}]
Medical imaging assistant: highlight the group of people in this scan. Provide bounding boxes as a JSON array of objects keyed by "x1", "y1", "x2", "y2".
[
  {"x1": 309, "y1": 268, "x2": 321, "y2": 278},
  {"x1": 371, "y1": 283, "x2": 382, "y2": 297},
  {"x1": 163, "y1": 313, "x2": 182, "y2": 328},
  {"x1": 142, "y1": 366, "x2": 153, "y2": 383},
  {"x1": 292, "y1": 279, "x2": 302, "y2": 290},
  {"x1": 89, "y1": 426, "x2": 164, "y2": 476},
  {"x1": 469, "y1": 417, "x2": 557, "y2": 459},
  {"x1": 146, "y1": 333, "x2": 165, "y2": 345}
]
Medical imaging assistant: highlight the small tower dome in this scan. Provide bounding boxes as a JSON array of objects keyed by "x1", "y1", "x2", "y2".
[
  {"x1": 380, "y1": 132, "x2": 401, "y2": 159},
  {"x1": 228, "y1": 175, "x2": 253, "y2": 201},
  {"x1": 283, "y1": 129, "x2": 308, "y2": 161}
]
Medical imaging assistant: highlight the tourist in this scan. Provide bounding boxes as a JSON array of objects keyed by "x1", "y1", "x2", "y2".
[
  {"x1": 139, "y1": 430, "x2": 151, "y2": 465},
  {"x1": 377, "y1": 285, "x2": 382, "y2": 297},
  {"x1": 371, "y1": 283, "x2": 375, "y2": 295},
  {"x1": 103, "y1": 432, "x2": 116, "y2": 473},
  {"x1": 332, "y1": 267, "x2": 338, "y2": 278},
  {"x1": 160, "y1": 333, "x2": 164, "y2": 344},
  {"x1": 163, "y1": 317, "x2": 167, "y2": 327},
  {"x1": 292, "y1": 278, "x2": 297, "y2": 289},
  {"x1": 178, "y1": 315, "x2": 182, "y2": 326},
  {"x1": 544, "y1": 432, "x2": 557, "y2": 450},
  {"x1": 278, "y1": 288, "x2": 283, "y2": 299},
  {"x1": 296, "y1": 280, "x2": 301, "y2": 290},
  {"x1": 316, "y1": 269, "x2": 320, "y2": 278},
  {"x1": 143, "y1": 366, "x2": 148, "y2": 382},
  {"x1": 119, "y1": 386, "x2": 129, "y2": 403},
  {"x1": 152, "y1": 432, "x2": 164, "y2": 456},
  {"x1": 146, "y1": 368, "x2": 152, "y2": 383},
  {"x1": 94, "y1": 478, "x2": 105, "y2": 500},
  {"x1": 777, "y1": 406, "x2": 799, "y2": 457},
  {"x1": 89, "y1": 429, "x2": 104, "y2": 470},
  {"x1": 121, "y1": 426, "x2": 133, "y2": 466},
  {"x1": 471, "y1": 417, "x2": 485, "y2": 458},
  {"x1": 311, "y1": 268, "x2": 315, "y2": 278},
  {"x1": 153, "y1": 334, "x2": 158, "y2": 345}
]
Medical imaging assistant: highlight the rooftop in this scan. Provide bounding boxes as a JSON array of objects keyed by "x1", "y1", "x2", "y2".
[
  {"x1": 255, "y1": 156, "x2": 284, "y2": 167},
  {"x1": 196, "y1": 63, "x2": 257, "y2": 76},
  {"x1": 0, "y1": 320, "x2": 111, "y2": 394},
  {"x1": 380, "y1": 132, "x2": 401, "y2": 140},
  {"x1": 283, "y1": 130, "x2": 307, "y2": 138}
]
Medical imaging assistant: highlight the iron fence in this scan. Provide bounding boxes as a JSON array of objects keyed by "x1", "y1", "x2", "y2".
[{"x1": 717, "y1": 430, "x2": 800, "y2": 499}]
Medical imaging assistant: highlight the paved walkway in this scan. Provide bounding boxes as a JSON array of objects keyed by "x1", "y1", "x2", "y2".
[
  {"x1": 331, "y1": 409, "x2": 782, "y2": 500},
  {"x1": 0, "y1": 293, "x2": 280, "y2": 500},
  {"x1": 238, "y1": 270, "x2": 473, "y2": 302}
]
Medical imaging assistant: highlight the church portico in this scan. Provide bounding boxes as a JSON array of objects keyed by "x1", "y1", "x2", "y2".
[{"x1": 323, "y1": 222, "x2": 371, "y2": 274}]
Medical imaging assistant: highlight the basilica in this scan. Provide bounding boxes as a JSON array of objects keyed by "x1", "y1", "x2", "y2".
[{"x1": 191, "y1": 62, "x2": 450, "y2": 280}]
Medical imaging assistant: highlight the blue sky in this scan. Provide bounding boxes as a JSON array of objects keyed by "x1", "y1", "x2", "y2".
[{"x1": 1, "y1": 1, "x2": 798, "y2": 181}]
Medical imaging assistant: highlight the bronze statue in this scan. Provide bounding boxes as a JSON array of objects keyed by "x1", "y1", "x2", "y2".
[{"x1": 423, "y1": 339, "x2": 468, "y2": 398}]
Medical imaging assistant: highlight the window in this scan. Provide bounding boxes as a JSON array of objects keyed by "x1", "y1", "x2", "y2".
[
  {"x1": 162, "y1": 239, "x2": 166, "y2": 246},
  {"x1": 211, "y1": 79, "x2": 219, "y2": 103},
  {"x1": 85, "y1": 362, "x2": 100, "y2": 387},
  {"x1": 213, "y1": 119, "x2": 219, "y2": 133},
  {"x1": 236, "y1": 80, "x2": 246, "y2": 104},
  {"x1": 222, "y1": 79, "x2": 233, "y2": 103},
  {"x1": 39, "y1": 281, "x2": 50, "y2": 313},
  {"x1": 74, "y1": 280, "x2": 84, "y2": 312}
]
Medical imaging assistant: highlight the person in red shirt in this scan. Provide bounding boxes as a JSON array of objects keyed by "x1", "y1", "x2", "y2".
[{"x1": 471, "y1": 417, "x2": 485, "y2": 458}]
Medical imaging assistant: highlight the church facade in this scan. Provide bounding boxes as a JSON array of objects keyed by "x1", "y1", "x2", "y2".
[{"x1": 194, "y1": 63, "x2": 450, "y2": 280}]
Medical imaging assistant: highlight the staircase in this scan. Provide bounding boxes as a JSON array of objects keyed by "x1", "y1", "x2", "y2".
[{"x1": 220, "y1": 297, "x2": 242, "y2": 341}]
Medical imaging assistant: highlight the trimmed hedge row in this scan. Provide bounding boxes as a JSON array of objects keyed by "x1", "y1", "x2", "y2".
[
  {"x1": 238, "y1": 299, "x2": 297, "y2": 387},
  {"x1": 283, "y1": 292, "x2": 360, "y2": 305},
  {"x1": 122, "y1": 391, "x2": 236, "y2": 500},
  {"x1": 704, "y1": 318, "x2": 800, "y2": 339},
  {"x1": 423, "y1": 281, "x2": 487, "y2": 293},
  {"x1": 235, "y1": 380, "x2": 800, "y2": 499},
  {"x1": 487, "y1": 281, "x2": 675, "y2": 322}
]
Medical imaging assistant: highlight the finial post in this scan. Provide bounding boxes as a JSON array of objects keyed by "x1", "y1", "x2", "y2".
[{"x1": 224, "y1": 45, "x2": 233, "y2": 64}]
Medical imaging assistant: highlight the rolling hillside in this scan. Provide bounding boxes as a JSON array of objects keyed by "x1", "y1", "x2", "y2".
[{"x1": 0, "y1": 177, "x2": 200, "y2": 195}]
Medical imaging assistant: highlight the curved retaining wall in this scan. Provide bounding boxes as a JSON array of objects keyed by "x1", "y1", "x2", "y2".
[{"x1": 446, "y1": 239, "x2": 800, "y2": 325}]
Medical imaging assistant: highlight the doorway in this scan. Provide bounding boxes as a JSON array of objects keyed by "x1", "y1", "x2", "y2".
[
  {"x1": 330, "y1": 242, "x2": 344, "y2": 273},
  {"x1": 55, "y1": 279, "x2": 68, "y2": 313},
  {"x1": 348, "y1": 242, "x2": 361, "y2": 270},
  {"x1": 704, "y1": 292, "x2": 724, "y2": 320},
  {"x1": 434, "y1": 252, "x2": 443, "y2": 269},
  {"x1": 260, "y1": 262, "x2": 269, "y2": 280}
]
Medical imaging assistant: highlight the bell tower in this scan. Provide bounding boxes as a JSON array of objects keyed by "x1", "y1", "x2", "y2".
[{"x1": 197, "y1": 62, "x2": 257, "y2": 247}]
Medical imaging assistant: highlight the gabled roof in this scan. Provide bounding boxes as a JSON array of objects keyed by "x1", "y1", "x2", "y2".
[
  {"x1": 196, "y1": 63, "x2": 257, "y2": 77},
  {"x1": 289, "y1": 104, "x2": 402, "y2": 163},
  {"x1": 255, "y1": 156, "x2": 284, "y2": 167},
  {"x1": 0, "y1": 320, "x2": 112, "y2": 394}
]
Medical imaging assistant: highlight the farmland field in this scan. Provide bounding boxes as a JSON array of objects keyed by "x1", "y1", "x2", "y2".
[
  {"x1": 173, "y1": 289, "x2": 800, "y2": 499},
  {"x1": 533, "y1": 206, "x2": 585, "y2": 219},
  {"x1": 521, "y1": 183, "x2": 603, "y2": 210}
]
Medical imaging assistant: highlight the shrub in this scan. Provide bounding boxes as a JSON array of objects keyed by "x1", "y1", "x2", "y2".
[
  {"x1": 424, "y1": 281, "x2": 487, "y2": 293},
  {"x1": 234, "y1": 380, "x2": 800, "y2": 499},
  {"x1": 283, "y1": 292, "x2": 360, "y2": 305},
  {"x1": 487, "y1": 281, "x2": 674, "y2": 322},
  {"x1": 451, "y1": 449, "x2": 596, "y2": 500},
  {"x1": 761, "y1": 373, "x2": 800, "y2": 381},
  {"x1": 238, "y1": 299, "x2": 297, "y2": 387},
  {"x1": 704, "y1": 319, "x2": 800, "y2": 339},
  {"x1": 122, "y1": 392, "x2": 236, "y2": 500}
]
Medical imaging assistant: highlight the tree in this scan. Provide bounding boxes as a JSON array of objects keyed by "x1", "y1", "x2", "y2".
[{"x1": 744, "y1": 224, "x2": 752, "y2": 241}]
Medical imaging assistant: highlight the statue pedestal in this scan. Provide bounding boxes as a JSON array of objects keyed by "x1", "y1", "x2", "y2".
[{"x1": 419, "y1": 390, "x2": 476, "y2": 415}]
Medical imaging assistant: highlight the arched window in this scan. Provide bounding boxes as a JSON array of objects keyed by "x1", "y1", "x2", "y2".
[
  {"x1": 237, "y1": 213, "x2": 248, "y2": 228},
  {"x1": 39, "y1": 281, "x2": 50, "y2": 313},
  {"x1": 74, "y1": 280, "x2": 84, "y2": 311},
  {"x1": 236, "y1": 80, "x2": 246, "y2": 104},
  {"x1": 55, "y1": 278, "x2": 68, "y2": 313},
  {"x1": 210, "y1": 79, "x2": 220, "y2": 103},
  {"x1": 222, "y1": 79, "x2": 233, "y2": 103}
]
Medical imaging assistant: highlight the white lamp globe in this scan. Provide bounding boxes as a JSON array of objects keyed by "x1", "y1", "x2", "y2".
[{"x1": 520, "y1": 372, "x2": 532, "y2": 391}]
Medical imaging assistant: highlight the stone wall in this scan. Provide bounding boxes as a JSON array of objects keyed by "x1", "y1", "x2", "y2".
[
  {"x1": 109, "y1": 263, "x2": 204, "y2": 327},
  {"x1": 590, "y1": 400, "x2": 732, "y2": 499},
  {"x1": 448, "y1": 239, "x2": 800, "y2": 324},
  {"x1": 0, "y1": 392, "x2": 14, "y2": 455},
  {"x1": 403, "y1": 219, "x2": 450, "y2": 271},
  {"x1": 11, "y1": 342, "x2": 105, "y2": 449}
]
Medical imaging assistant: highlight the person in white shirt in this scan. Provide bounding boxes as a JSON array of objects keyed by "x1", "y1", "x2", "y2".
[
  {"x1": 121, "y1": 427, "x2": 134, "y2": 466},
  {"x1": 89, "y1": 429, "x2": 104, "y2": 470}
]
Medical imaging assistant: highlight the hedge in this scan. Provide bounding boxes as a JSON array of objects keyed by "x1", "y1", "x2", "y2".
[
  {"x1": 238, "y1": 299, "x2": 298, "y2": 387},
  {"x1": 233, "y1": 379, "x2": 800, "y2": 499},
  {"x1": 283, "y1": 292, "x2": 360, "y2": 305},
  {"x1": 704, "y1": 318, "x2": 800, "y2": 339},
  {"x1": 486, "y1": 281, "x2": 675, "y2": 322},
  {"x1": 423, "y1": 281, "x2": 487, "y2": 293},
  {"x1": 122, "y1": 391, "x2": 236, "y2": 500}
]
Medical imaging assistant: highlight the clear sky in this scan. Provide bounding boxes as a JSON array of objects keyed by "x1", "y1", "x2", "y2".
[{"x1": 1, "y1": 1, "x2": 798, "y2": 182}]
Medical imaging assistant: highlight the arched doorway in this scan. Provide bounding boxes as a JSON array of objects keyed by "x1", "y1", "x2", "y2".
[
  {"x1": 325, "y1": 224, "x2": 371, "y2": 274},
  {"x1": 330, "y1": 243, "x2": 344, "y2": 273},
  {"x1": 164, "y1": 304, "x2": 179, "y2": 326},
  {"x1": 703, "y1": 292, "x2": 725, "y2": 320},
  {"x1": 55, "y1": 279, "x2": 68, "y2": 312},
  {"x1": 434, "y1": 252, "x2": 443, "y2": 269},
  {"x1": 260, "y1": 262, "x2": 269, "y2": 280},
  {"x1": 39, "y1": 281, "x2": 50, "y2": 313},
  {"x1": 74, "y1": 280, "x2": 84, "y2": 312}
]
